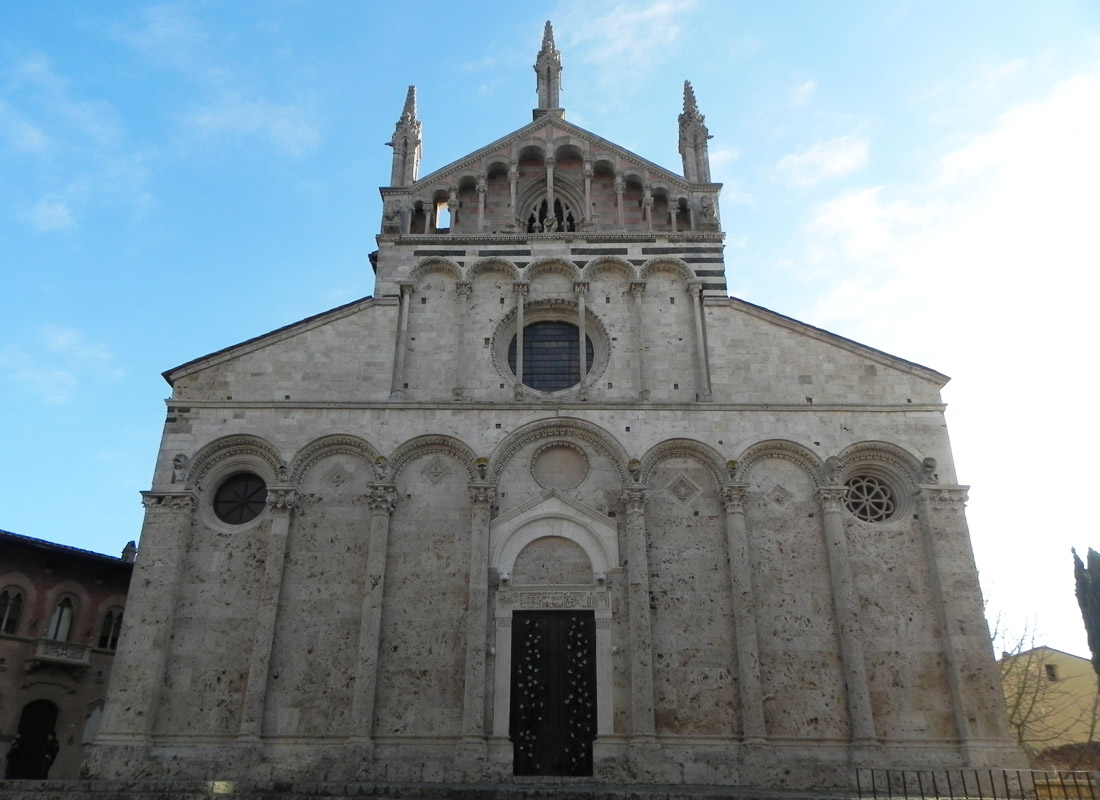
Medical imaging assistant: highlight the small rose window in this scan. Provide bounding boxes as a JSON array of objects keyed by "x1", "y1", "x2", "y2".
[{"x1": 845, "y1": 475, "x2": 896, "y2": 522}]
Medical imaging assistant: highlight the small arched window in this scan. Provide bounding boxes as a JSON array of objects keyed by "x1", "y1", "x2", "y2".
[
  {"x1": 46, "y1": 596, "x2": 75, "y2": 642},
  {"x1": 0, "y1": 588, "x2": 24, "y2": 635},
  {"x1": 98, "y1": 607, "x2": 124, "y2": 650}
]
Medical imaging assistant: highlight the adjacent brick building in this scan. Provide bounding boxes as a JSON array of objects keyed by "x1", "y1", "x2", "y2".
[{"x1": 0, "y1": 530, "x2": 133, "y2": 779}]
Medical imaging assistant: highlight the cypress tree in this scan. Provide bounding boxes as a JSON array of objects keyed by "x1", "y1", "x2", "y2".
[{"x1": 1073, "y1": 547, "x2": 1100, "y2": 678}]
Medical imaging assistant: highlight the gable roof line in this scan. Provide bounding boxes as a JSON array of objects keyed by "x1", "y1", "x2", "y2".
[
  {"x1": 716, "y1": 295, "x2": 950, "y2": 386},
  {"x1": 163, "y1": 295, "x2": 378, "y2": 385},
  {"x1": 394, "y1": 115, "x2": 711, "y2": 193}
]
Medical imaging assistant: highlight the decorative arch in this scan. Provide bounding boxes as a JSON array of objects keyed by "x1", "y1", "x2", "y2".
[
  {"x1": 467, "y1": 257, "x2": 521, "y2": 282},
  {"x1": 733, "y1": 439, "x2": 824, "y2": 487},
  {"x1": 489, "y1": 417, "x2": 630, "y2": 485},
  {"x1": 835, "y1": 440, "x2": 924, "y2": 487},
  {"x1": 640, "y1": 256, "x2": 695, "y2": 283},
  {"x1": 516, "y1": 178, "x2": 585, "y2": 234},
  {"x1": 409, "y1": 257, "x2": 462, "y2": 283},
  {"x1": 186, "y1": 434, "x2": 285, "y2": 490},
  {"x1": 526, "y1": 257, "x2": 582, "y2": 282},
  {"x1": 639, "y1": 438, "x2": 726, "y2": 487},
  {"x1": 289, "y1": 434, "x2": 382, "y2": 485},
  {"x1": 388, "y1": 434, "x2": 480, "y2": 482},
  {"x1": 582, "y1": 255, "x2": 637, "y2": 281}
]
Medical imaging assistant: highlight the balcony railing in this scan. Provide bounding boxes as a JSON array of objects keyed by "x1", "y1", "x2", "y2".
[{"x1": 28, "y1": 638, "x2": 92, "y2": 670}]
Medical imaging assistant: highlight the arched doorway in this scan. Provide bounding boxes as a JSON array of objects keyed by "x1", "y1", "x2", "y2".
[{"x1": 13, "y1": 699, "x2": 58, "y2": 779}]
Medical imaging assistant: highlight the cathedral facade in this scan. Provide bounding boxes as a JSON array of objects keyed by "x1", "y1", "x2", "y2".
[{"x1": 89, "y1": 24, "x2": 1020, "y2": 788}]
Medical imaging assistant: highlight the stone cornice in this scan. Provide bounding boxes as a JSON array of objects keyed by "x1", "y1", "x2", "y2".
[
  {"x1": 382, "y1": 231, "x2": 725, "y2": 245},
  {"x1": 166, "y1": 399, "x2": 947, "y2": 413},
  {"x1": 141, "y1": 491, "x2": 197, "y2": 512}
]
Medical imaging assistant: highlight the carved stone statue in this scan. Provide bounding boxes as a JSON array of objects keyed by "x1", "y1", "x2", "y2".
[
  {"x1": 921, "y1": 457, "x2": 938, "y2": 484},
  {"x1": 171, "y1": 454, "x2": 189, "y2": 484},
  {"x1": 823, "y1": 456, "x2": 842, "y2": 485}
]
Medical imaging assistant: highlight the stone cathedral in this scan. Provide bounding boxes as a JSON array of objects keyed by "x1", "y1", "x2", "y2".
[{"x1": 89, "y1": 24, "x2": 1021, "y2": 789}]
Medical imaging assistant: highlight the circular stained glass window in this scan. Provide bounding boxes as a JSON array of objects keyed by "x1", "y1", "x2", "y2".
[
  {"x1": 845, "y1": 475, "x2": 896, "y2": 522},
  {"x1": 213, "y1": 473, "x2": 268, "y2": 525},
  {"x1": 507, "y1": 321, "x2": 594, "y2": 392}
]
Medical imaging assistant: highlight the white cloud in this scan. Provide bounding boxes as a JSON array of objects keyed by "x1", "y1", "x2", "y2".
[
  {"x1": 556, "y1": 0, "x2": 697, "y2": 89},
  {"x1": 0, "y1": 327, "x2": 119, "y2": 404},
  {"x1": 777, "y1": 134, "x2": 869, "y2": 187},
  {"x1": 41, "y1": 325, "x2": 115, "y2": 363},
  {"x1": 789, "y1": 79, "x2": 818, "y2": 107},
  {"x1": 794, "y1": 65, "x2": 1100, "y2": 655},
  {"x1": 183, "y1": 93, "x2": 321, "y2": 156},
  {"x1": 25, "y1": 197, "x2": 75, "y2": 232},
  {"x1": 0, "y1": 100, "x2": 49, "y2": 153}
]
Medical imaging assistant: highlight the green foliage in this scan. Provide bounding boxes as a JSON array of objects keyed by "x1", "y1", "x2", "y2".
[{"x1": 1073, "y1": 548, "x2": 1100, "y2": 678}]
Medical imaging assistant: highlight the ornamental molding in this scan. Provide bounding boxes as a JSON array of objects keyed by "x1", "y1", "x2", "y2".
[
  {"x1": 834, "y1": 441, "x2": 923, "y2": 487},
  {"x1": 526, "y1": 257, "x2": 582, "y2": 282},
  {"x1": 733, "y1": 440, "x2": 823, "y2": 487},
  {"x1": 288, "y1": 435, "x2": 381, "y2": 485},
  {"x1": 529, "y1": 441, "x2": 590, "y2": 490},
  {"x1": 394, "y1": 231, "x2": 726, "y2": 244},
  {"x1": 489, "y1": 418, "x2": 630, "y2": 485},
  {"x1": 639, "y1": 256, "x2": 695, "y2": 283},
  {"x1": 141, "y1": 491, "x2": 198, "y2": 512},
  {"x1": 581, "y1": 255, "x2": 637, "y2": 281},
  {"x1": 409, "y1": 257, "x2": 463, "y2": 283},
  {"x1": 389, "y1": 435, "x2": 479, "y2": 483},
  {"x1": 465, "y1": 257, "x2": 521, "y2": 281},
  {"x1": 639, "y1": 438, "x2": 725, "y2": 487},
  {"x1": 187, "y1": 435, "x2": 286, "y2": 490}
]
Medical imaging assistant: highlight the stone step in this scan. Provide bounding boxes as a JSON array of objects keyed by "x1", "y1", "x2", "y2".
[{"x1": 0, "y1": 780, "x2": 854, "y2": 800}]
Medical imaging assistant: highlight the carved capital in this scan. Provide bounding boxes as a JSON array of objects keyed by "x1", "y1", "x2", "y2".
[
  {"x1": 583, "y1": 160, "x2": 593, "y2": 178},
  {"x1": 622, "y1": 488, "x2": 648, "y2": 515},
  {"x1": 687, "y1": 280, "x2": 704, "y2": 298},
  {"x1": 815, "y1": 486, "x2": 849, "y2": 511},
  {"x1": 469, "y1": 484, "x2": 496, "y2": 507},
  {"x1": 544, "y1": 156, "x2": 556, "y2": 169},
  {"x1": 513, "y1": 281, "x2": 529, "y2": 296},
  {"x1": 397, "y1": 281, "x2": 415, "y2": 296},
  {"x1": 366, "y1": 485, "x2": 397, "y2": 515},
  {"x1": 574, "y1": 281, "x2": 589, "y2": 296},
  {"x1": 141, "y1": 491, "x2": 197, "y2": 513},
  {"x1": 455, "y1": 281, "x2": 472, "y2": 297},
  {"x1": 628, "y1": 280, "x2": 646, "y2": 296},
  {"x1": 266, "y1": 487, "x2": 299, "y2": 516},
  {"x1": 719, "y1": 485, "x2": 748, "y2": 513},
  {"x1": 920, "y1": 486, "x2": 968, "y2": 511}
]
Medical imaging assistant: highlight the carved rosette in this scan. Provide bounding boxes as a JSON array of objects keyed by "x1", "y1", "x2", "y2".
[
  {"x1": 921, "y1": 487, "x2": 968, "y2": 512},
  {"x1": 719, "y1": 485, "x2": 748, "y2": 514},
  {"x1": 815, "y1": 486, "x2": 849, "y2": 512},
  {"x1": 266, "y1": 487, "x2": 300, "y2": 516},
  {"x1": 622, "y1": 488, "x2": 647, "y2": 515},
  {"x1": 141, "y1": 492, "x2": 197, "y2": 513},
  {"x1": 366, "y1": 485, "x2": 397, "y2": 515},
  {"x1": 468, "y1": 484, "x2": 496, "y2": 507}
]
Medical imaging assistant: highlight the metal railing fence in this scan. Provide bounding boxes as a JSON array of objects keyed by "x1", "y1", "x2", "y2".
[{"x1": 855, "y1": 769, "x2": 1097, "y2": 800}]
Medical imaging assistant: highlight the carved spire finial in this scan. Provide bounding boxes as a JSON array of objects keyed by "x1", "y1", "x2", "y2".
[
  {"x1": 683, "y1": 80, "x2": 700, "y2": 117},
  {"x1": 387, "y1": 85, "x2": 422, "y2": 187},
  {"x1": 678, "y1": 79, "x2": 712, "y2": 183},
  {"x1": 534, "y1": 20, "x2": 564, "y2": 119}
]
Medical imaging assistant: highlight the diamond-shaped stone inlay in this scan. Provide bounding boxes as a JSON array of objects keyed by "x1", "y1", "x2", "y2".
[
  {"x1": 325, "y1": 465, "x2": 351, "y2": 488},
  {"x1": 766, "y1": 484, "x2": 792, "y2": 509},
  {"x1": 667, "y1": 474, "x2": 700, "y2": 504},
  {"x1": 421, "y1": 455, "x2": 452, "y2": 485}
]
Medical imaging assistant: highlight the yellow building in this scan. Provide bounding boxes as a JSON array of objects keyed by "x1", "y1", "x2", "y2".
[{"x1": 1000, "y1": 646, "x2": 1099, "y2": 755}]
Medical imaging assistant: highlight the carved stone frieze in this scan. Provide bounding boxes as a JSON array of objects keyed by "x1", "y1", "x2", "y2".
[
  {"x1": 141, "y1": 492, "x2": 197, "y2": 513},
  {"x1": 498, "y1": 590, "x2": 609, "y2": 610},
  {"x1": 921, "y1": 487, "x2": 968, "y2": 511}
]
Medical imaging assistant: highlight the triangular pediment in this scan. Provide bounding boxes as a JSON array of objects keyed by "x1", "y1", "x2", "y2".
[{"x1": 382, "y1": 115, "x2": 704, "y2": 199}]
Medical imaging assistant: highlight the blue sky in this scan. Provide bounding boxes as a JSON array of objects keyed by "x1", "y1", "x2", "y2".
[{"x1": 2, "y1": 1, "x2": 1099, "y2": 657}]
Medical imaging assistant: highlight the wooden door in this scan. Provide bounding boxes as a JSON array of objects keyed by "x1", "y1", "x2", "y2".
[{"x1": 510, "y1": 610, "x2": 597, "y2": 776}]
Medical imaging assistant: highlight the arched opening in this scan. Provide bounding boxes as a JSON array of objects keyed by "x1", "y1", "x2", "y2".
[
  {"x1": 13, "y1": 699, "x2": 59, "y2": 779},
  {"x1": 46, "y1": 597, "x2": 74, "y2": 642},
  {"x1": 0, "y1": 587, "x2": 24, "y2": 635}
]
